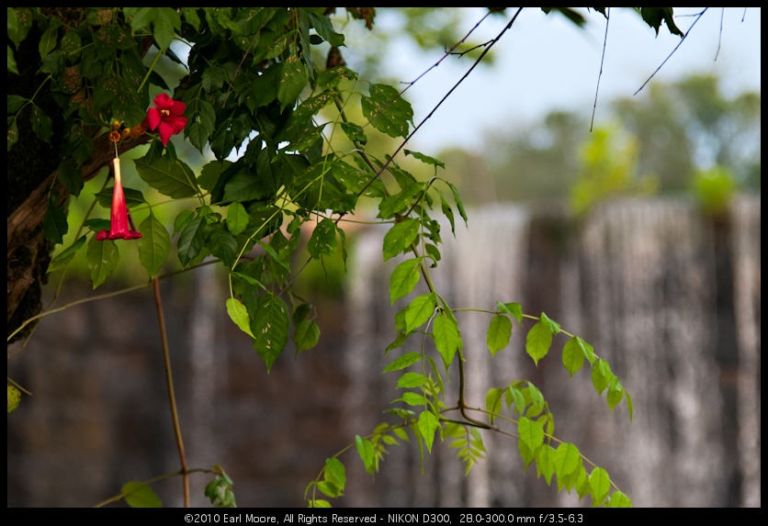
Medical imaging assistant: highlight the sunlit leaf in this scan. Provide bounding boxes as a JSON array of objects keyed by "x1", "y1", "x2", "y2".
[
  {"x1": 486, "y1": 314, "x2": 512, "y2": 356},
  {"x1": 121, "y1": 481, "x2": 162, "y2": 508}
]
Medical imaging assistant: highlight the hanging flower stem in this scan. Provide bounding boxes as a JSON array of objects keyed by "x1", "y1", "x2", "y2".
[{"x1": 151, "y1": 277, "x2": 190, "y2": 507}]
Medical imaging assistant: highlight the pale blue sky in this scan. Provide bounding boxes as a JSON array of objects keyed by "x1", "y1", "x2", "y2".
[{"x1": 374, "y1": 7, "x2": 761, "y2": 153}]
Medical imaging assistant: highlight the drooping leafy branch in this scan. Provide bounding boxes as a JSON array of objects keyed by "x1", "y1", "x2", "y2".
[{"x1": 7, "y1": 7, "x2": 688, "y2": 507}]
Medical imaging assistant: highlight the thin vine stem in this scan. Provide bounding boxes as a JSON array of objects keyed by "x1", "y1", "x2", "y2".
[
  {"x1": 152, "y1": 277, "x2": 190, "y2": 507},
  {"x1": 354, "y1": 7, "x2": 525, "y2": 201},
  {"x1": 589, "y1": 7, "x2": 610, "y2": 132},
  {"x1": 7, "y1": 259, "x2": 222, "y2": 343},
  {"x1": 633, "y1": 8, "x2": 708, "y2": 96},
  {"x1": 137, "y1": 46, "x2": 166, "y2": 94},
  {"x1": 7, "y1": 376, "x2": 32, "y2": 396},
  {"x1": 94, "y1": 467, "x2": 214, "y2": 508},
  {"x1": 400, "y1": 10, "x2": 492, "y2": 94},
  {"x1": 463, "y1": 406, "x2": 626, "y2": 494}
]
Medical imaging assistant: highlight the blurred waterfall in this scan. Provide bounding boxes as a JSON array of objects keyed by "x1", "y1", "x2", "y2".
[{"x1": 344, "y1": 197, "x2": 760, "y2": 507}]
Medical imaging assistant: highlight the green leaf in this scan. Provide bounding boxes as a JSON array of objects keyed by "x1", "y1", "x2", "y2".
[
  {"x1": 121, "y1": 481, "x2": 162, "y2": 508},
  {"x1": 625, "y1": 391, "x2": 634, "y2": 421},
  {"x1": 249, "y1": 294, "x2": 289, "y2": 372},
  {"x1": 417, "y1": 410, "x2": 440, "y2": 453},
  {"x1": 525, "y1": 322, "x2": 553, "y2": 366},
  {"x1": 446, "y1": 181, "x2": 468, "y2": 225},
  {"x1": 58, "y1": 159, "x2": 83, "y2": 196},
  {"x1": 396, "y1": 372, "x2": 428, "y2": 389},
  {"x1": 126, "y1": 7, "x2": 155, "y2": 32},
  {"x1": 187, "y1": 99, "x2": 216, "y2": 151},
  {"x1": 536, "y1": 445, "x2": 556, "y2": 485},
  {"x1": 497, "y1": 301, "x2": 522, "y2": 322},
  {"x1": 425, "y1": 243, "x2": 441, "y2": 266},
  {"x1": 354, "y1": 435, "x2": 376, "y2": 474},
  {"x1": 588, "y1": 467, "x2": 611, "y2": 504},
  {"x1": 542, "y1": 7, "x2": 586, "y2": 27},
  {"x1": 152, "y1": 8, "x2": 181, "y2": 50},
  {"x1": 38, "y1": 22, "x2": 59, "y2": 59},
  {"x1": 135, "y1": 156, "x2": 199, "y2": 198},
  {"x1": 383, "y1": 219, "x2": 420, "y2": 261},
  {"x1": 307, "y1": 11, "x2": 345, "y2": 46},
  {"x1": 86, "y1": 237, "x2": 118, "y2": 289},
  {"x1": 60, "y1": 29, "x2": 81, "y2": 57},
  {"x1": 84, "y1": 218, "x2": 111, "y2": 233},
  {"x1": 361, "y1": 83, "x2": 413, "y2": 138},
  {"x1": 7, "y1": 95, "x2": 28, "y2": 115},
  {"x1": 486, "y1": 314, "x2": 512, "y2": 357},
  {"x1": 389, "y1": 258, "x2": 421, "y2": 304},
  {"x1": 258, "y1": 240, "x2": 290, "y2": 272},
  {"x1": 399, "y1": 392, "x2": 428, "y2": 406},
  {"x1": 562, "y1": 463, "x2": 587, "y2": 494},
  {"x1": 43, "y1": 201, "x2": 68, "y2": 245},
  {"x1": 608, "y1": 490, "x2": 632, "y2": 508},
  {"x1": 181, "y1": 8, "x2": 201, "y2": 30},
  {"x1": 553, "y1": 442, "x2": 581, "y2": 478},
  {"x1": 403, "y1": 293, "x2": 436, "y2": 334},
  {"x1": 8, "y1": 8, "x2": 34, "y2": 49},
  {"x1": 95, "y1": 187, "x2": 146, "y2": 209},
  {"x1": 7, "y1": 46, "x2": 19, "y2": 75},
  {"x1": 433, "y1": 311, "x2": 461, "y2": 368},
  {"x1": 485, "y1": 387, "x2": 503, "y2": 424},
  {"x1": 323, "y1": 458, "x2": 346, "y2": 493},
  {"x1": 277, "y1": 59, "x2": 308, "y2": 110},
  {"x1": 518, "y1": 416, "x2": 545, "y2": 454},
  {"x1": 383, "y1": 351, "x2": 422, "y2": 373},
  {"x1": 526, "y1": 382, "x2": 546, "y2": 417},
  {"x1": 562, "y1": 337, "x2": 586, "y2": 376},
  {"x1": 591, "y1": 359, "x2": 613, "y2": 394},
  {"x1": 176, "y1": 216, "x2": 206, "y2": 267},
  {"x1": 378, "y1": 184, "x2": 422, "y2": 219},
  {"x1": 226, "y1": 202, "x2": 249, "y2": 236},
  {"x1": 226, "y1": 297, "x2": 254, "y2": 338},
  {"x1": 640, "y1": 8, "x2": 683, "y2": 37},
  {"x1": 308, "y1": 218, "x2": 338, "y2": 258},
  {"x1": 507, "y1": 385, "x2": 526, "y2": 415},
  {"x1": 540, "y1": 312, "x2": 561, "y2": 334},
  {"x1": 578, "y1": 337, "x2": 597, "y2": 365},
  {"x1": 607, "y1": 379, "x2": 624, "y2": 410},
  {"x1": 317, "y1": 478, "x2": 343, "y2": 498},
  {"x1": 404, "y1": 149, "x2": 444, "y2": 168},
  {"x1": 7, "y1": 385, "x2": 21, "y2": 414},
  {"x1": 30, "y1": 104, "x2": 52, "y2": 142},
  {"x1": 173, "y1": 209, "x2": 194, "y2": 235},
  {"x1": 199, "y1": 160, "x2": 231, "y2": 192},
  {"x1": 48, "y1": 235, "x2": 87, "y2": 274},
  {"x1": 294, "y1": 319, "x2": 320, "y2": 352},
  {"x1": 341, "y1": 122, "x2": 367, "y2": 145},
  {"x1": 138, "y1": 214, "x2": 170, "y2": 277},
  {"x1": 308, "y1": 499, "x2": 331, "y2": 508}
]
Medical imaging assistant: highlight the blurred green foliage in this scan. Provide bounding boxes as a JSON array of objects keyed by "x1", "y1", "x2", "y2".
[
  {"x1": 692, "y1": 166, "x2": 736, "y2": 216},
  {"x1": 570, "y1": 126, "x2": 657, "y2": 216},
  {"x1": 437, "y1": 74, "x2": 759, "y2": 212}
]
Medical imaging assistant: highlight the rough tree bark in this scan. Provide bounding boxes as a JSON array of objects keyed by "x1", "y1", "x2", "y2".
[{"x1": 6, "y1": 13, "x2": 151, "y2": 341}]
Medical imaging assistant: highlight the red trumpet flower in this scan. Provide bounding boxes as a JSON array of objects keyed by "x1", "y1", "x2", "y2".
[
  {"x1": 96, "y1": 158, "x2": 142, "y2": 240},
  {"x1": 144, "y1": 93, "x2": 188, "y2": 147}
]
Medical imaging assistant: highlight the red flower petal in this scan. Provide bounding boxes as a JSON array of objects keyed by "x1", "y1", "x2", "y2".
[
  {"x1": 158, "y1": 122, "x2": 175, "y2": 146},
  {"x1": 167, "y1": 115, "x2": 188, "y2": 133},
  {"x1": 96, "y1": 181, "x2": 142, "y2": 241},
  {"x1": 146, "y1": 93, "x2": 187, "y2": 148},
  {"x1": 170, "y1": 99, "x2": 186, "y2": 115},
  {"x1": 146, "y1": 108, "x2": 161, "y2": 130},
  {"x1": 153, "y1": 93, "x2": 174, "y2": 109}
]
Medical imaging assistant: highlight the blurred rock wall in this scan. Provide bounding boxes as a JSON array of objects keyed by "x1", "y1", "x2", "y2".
[{"x1": 7, "y1": 197, "x2": 760, "y2": 507}]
